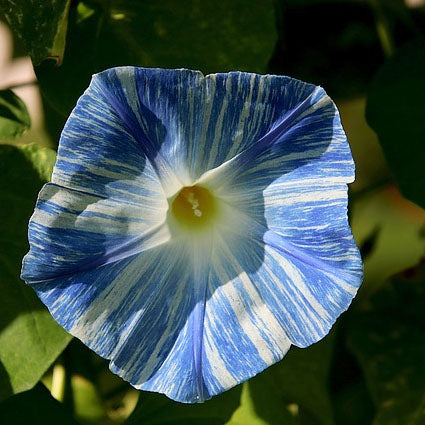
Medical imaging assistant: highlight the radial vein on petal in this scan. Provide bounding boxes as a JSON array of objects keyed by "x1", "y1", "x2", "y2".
[
  {"x1": 197, "y1": 86, "x2": 324, "y2": 189},
  {"x1": 25, "y1": 222, "x2": 171, "y2": 284}
]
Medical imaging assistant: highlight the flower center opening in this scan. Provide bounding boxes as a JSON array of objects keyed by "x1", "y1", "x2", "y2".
[{"x1": 171, "y1": 185, "x2": 217, "y2": 229}]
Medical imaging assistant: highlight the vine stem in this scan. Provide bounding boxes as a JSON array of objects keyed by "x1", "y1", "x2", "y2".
[
  {"x1": 370, "y1": 0, "x2": 395, "y2": 57},
  {"x1": 51, "y1": 361, "x2": 66, "y2": 402},
  {"x1": 50, "y1": 346, "x2": 74, "y2": 412}
]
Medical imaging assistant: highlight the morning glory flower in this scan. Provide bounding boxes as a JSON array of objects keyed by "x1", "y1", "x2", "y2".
[{"x1": 21, "y1": 67, "x2": 362, "y2": 403}]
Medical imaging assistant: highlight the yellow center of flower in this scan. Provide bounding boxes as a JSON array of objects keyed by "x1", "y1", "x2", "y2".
[{"x1": 171, "y1": 185, "x2": 217, "y2": 229}]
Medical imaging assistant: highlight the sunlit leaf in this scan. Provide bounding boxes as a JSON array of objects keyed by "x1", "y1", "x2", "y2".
[
  {"x1": 72, "y1": 374, "x2": 106, "y2": 423},
  {"x1": 0, "y1": 144, "x2": 72, "y2": 401},
  {"x1": 0, "y1": 90, "x2": 30, "y2": 139}
]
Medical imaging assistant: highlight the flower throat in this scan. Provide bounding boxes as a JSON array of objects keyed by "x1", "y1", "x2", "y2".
[{"x1": 171, "y1": 185, "x2": 217, "y2": 228}]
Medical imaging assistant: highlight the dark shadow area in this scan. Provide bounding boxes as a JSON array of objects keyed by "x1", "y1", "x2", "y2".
[
  {"x1": 35, "y1": 1, "x2": 107, "y2": 120},
  {"x1": 246, "y1": 368, "x2": 304, "y2": 425},
  {"x1": 0, "y1": 360, "x2": 12, "y2": 402},
  {"x1": 365, "y1": 37, "x2": 425, "y2": 210},
  {"x1": 329, "y1": 316, "x2": 375, "y2": 425},
  {"x1": 126, "y1": 383, "x2": 242, "y2": 425},
  {"x1": 342, "y1": 262, "x2": 425, "y2": 425},
  {"x1": 0, "y1": 383, "x2": 80, "y2": 425},
  {"x1": 269, "y1": 1, "x2": 384, "y2": 99}
]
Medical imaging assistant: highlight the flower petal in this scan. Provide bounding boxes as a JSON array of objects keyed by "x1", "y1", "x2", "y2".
[
  {"x1": 180, "y1": 71, "x2": 317, "y2": 181},
  {"x1": 29, "y1": 242, "x2": 204, "y2": 402},
  {"x1": 52, "y1": 67, "x2": 181, "y2": 196},
  {"x1": 22, "y1": 182, "x2": 168, "y2": 283},
  {"x1": 89, "y1": 67, "x2": 318, "y2": 185},
  {"x1": 28, "y1": 223, "x2": 292, "y2": 403},
  {"x1": 210, "y1": 205, "x2": 360, "y2": 349},
  {"x1": 199, "y1": 88, "x2": 362, "y2": 347},
  {"x1": 22, "y1": 66, "x2": 362, "y2": 404},
  {"x1": 201, "y1": 232, "x2": 292, "y2": 398},
  {"x1": 22, "y1": 67, "x2": 174, "y2": 282}
]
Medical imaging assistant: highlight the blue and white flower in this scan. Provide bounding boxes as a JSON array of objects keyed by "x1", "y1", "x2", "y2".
[{"x1": 21, "y1": 67, "x2": 362, "y2": 403}]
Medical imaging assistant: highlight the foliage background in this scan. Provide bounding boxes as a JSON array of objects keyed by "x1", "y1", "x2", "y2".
[{"x1": 0, "y1": 0, "x2": 425, "y2": 424}]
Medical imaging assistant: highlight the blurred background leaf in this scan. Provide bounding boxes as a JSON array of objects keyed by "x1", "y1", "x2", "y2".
[
  {"x1": 0, "y1": 0, "x2": 71, "y2": 64},
  {"x1": 0, "y1": 89, "x2": 30, "y2": 139},
  {"x1": 0, "y1": 144, "x2": 72, "y2": 401},
  {"x1": 350, "y1": 185, "x2": 425, "y2": 298},
  {"x1": 348, "y1": 261, "x2": 425, "y2": 425},
  {"x1": 366, "y1": 39, "x2": 425, "y2": 210}
]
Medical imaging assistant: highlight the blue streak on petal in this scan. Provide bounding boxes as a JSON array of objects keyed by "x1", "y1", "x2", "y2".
[
  {"x1": 95, "y1": 68, "x2": 183, "y2": 193},
  {"x1": 263, "y1": 230, "x2": 360, "y2": 287},
  {"x1": 263, "y1": 182, "x2": 361, "y2": 277},
  {"x1": 189, "y1": 239, "x2": 212, "y2": 402},
  {"x1": 212, "y1": 202, "x2": 361, "y2": 348},
  {"x1": 52, "y1": 68, "x2": 175, "y2": 198},
  {"x1": 96, "y1": 68, "x2": 319, "y2": 184},
  {"x1": 198, "y1": 85, "x2": 339, "y2": 189},
  {"x1": 200, "y1": 232, "x2": 291, "y2": 398},
  {"x1": 189, "y1": 72, "x2": 316, "y2": 181},
  {"x1": 229, "y1": 86, "x2": 322, "y2": 169},
  {"x1": 29, "y1": 242, "x2": 202, "y2": 402}
]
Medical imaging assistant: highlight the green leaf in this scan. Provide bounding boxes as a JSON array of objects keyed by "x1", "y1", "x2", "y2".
[
  {"x1": 0, "y1": 144, "x2": 72, "y2": 401},
  {"x1": 366, "y1": 40, "x2": 425, "y2": 210},
  {"x1": 0, "y1": 383, "x2": 80, "y2": 425},
  {"x1": 0, "y1": 1, "x2": 71, "y2": 64},
  {"x1": 0, "y1": 90, "x2": 31, "y2": 139},
  {"x1": 36, "y1": 0, "x2": 277, "y2": 119},
  {"x1": 348, "y1": 262, "x2": 425, "y2": 424}
]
